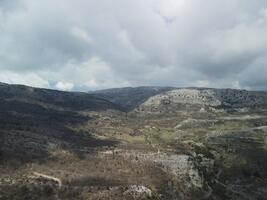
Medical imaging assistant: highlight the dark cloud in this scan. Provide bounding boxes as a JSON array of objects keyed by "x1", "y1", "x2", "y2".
[{"x1": 0, "y1": 0, "x2": 267, "y2": 90}]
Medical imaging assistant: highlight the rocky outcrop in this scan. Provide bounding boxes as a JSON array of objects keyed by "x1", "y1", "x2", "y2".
[
  {"x1": 118, "y1": 150, "x2": 215, "y2": 194},
  {"x1": 136, "y1": 88, "x2": 267, "y2": 114},
  {"x1": 141, "y1": 89, "x2": 221, "y2": 107},
  {"x1": 123, "y1": 185, "x2": 152, "y2": 198}
]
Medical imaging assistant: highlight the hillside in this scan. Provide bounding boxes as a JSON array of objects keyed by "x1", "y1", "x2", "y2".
[
  {"x1": 90, "y1": 87, "x2": 267, "y2": 113},
  {"x1": 136, "y1": 88, "x2": 267, "y2": 113},
  {"x1": 0, "y1": 82, "x2": 122, "y2": 112},
  {"x1": 0, "y1": 83, "x2": 120, "y2": 161},
  {"x1": 89, "y1": 86, "x2": 175, "y2": 111},
  {"x1": 0, "y1": 84, "x2": 267, "y2": 200}
]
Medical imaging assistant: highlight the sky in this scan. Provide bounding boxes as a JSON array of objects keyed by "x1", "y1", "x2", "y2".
[{"x1": 0, "y1": 0, "x2": 267, "y2": 91}]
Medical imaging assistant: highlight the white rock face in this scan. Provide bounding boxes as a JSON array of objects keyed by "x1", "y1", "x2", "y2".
[
  {"x1": 152, "y1": 154, "x2": 204, "y2": 189},
  {"x1": 142, "y1": 89, "x2": 221, "y2": 107},
  {"x1": 137, "y1": 88, "x2": 267, "y2": 113}
]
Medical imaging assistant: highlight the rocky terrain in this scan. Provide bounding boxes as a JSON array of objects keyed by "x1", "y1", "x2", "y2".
[
  {"x1": 1, "y1": 83, "x2": 267, "y2": 200},
  {"x1": 137, "y1": 88, "x2": 267, "y2": 113}
]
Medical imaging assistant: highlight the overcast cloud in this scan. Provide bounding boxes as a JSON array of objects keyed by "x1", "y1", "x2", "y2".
[{"x1": 0, "y1": 0, "x2": 267, "y2": 91}]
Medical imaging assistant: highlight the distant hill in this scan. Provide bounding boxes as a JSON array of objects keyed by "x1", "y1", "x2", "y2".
[
  {"x1": 0, "y1": 82, "x2": 121, "y2": 111},
  {"x1": 89, "y1": 86, "x2": 175, "y2": 111},
  {"x1": 137, "y1": 88, "x2": 267, "y2": 113},
  {"x1": 89, "y1": 86, "x2": 267, "y2": 113}
]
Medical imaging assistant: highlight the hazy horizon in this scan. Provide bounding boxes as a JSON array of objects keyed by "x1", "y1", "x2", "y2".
[{"x1": 2, "y1": 81, "x2": 267, "y2": 93}]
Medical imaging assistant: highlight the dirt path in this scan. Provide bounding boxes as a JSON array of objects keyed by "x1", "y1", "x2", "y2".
[{"x1": 33, "y1": 172, "x2": 62, "y2": 187}]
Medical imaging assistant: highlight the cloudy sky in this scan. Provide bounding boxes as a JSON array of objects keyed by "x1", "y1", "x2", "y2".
[{"x1": 0, "y1": 0, "x2": 267, "y2": 91}]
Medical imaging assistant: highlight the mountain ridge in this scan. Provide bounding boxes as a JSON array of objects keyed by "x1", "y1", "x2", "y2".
[
  {"x1": 0, "y1": 82, "x2": 122, "y2": 112},
  {"x1": 90, "y1": 86, "x2": 267, "y2": 112}
]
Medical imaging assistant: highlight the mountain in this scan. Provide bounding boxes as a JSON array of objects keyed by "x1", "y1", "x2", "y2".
[
  {"x1": 90, "y1": 86, "x2": 267, "y2": 113},
  {"x1": 0, "y1": 82, "x2": 122, "y2": 111},
  {"x1": 136, "y1": 88, "x2": 267, "y2": 113},
  {"x1": 89, "y1": 86, "x2": 175, "y2": 111}
]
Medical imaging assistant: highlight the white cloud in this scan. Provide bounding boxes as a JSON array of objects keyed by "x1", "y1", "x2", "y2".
[
  {"x1": 43, "y1": 56, "x2": 131, "y2": 91},
  {"x1": 55, "y1": 81, "x2": 74, "y2": 91},
  {"x1": 153, "y1": 0, "x2": 187, "y2": 21},
  {"x1": 195, "y1": 80, "x2": 210, "y2": 88},
  {"x1": 0, "y1": 70, "x2": 50, "y2": 88},
  {"x1": 117, "y1": 30, "x2": 144, "y2": 60},
  {"x1": 260, "y1": 8, "x2": 267, "y2": 18},
  {"x1": 70, "y1": 27, "x2": 93, "y2": 45}
]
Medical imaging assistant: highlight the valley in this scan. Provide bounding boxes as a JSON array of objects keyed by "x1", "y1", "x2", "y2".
[{"x1": 0, "y1": 84, "x2": 267, "y2": 199}]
